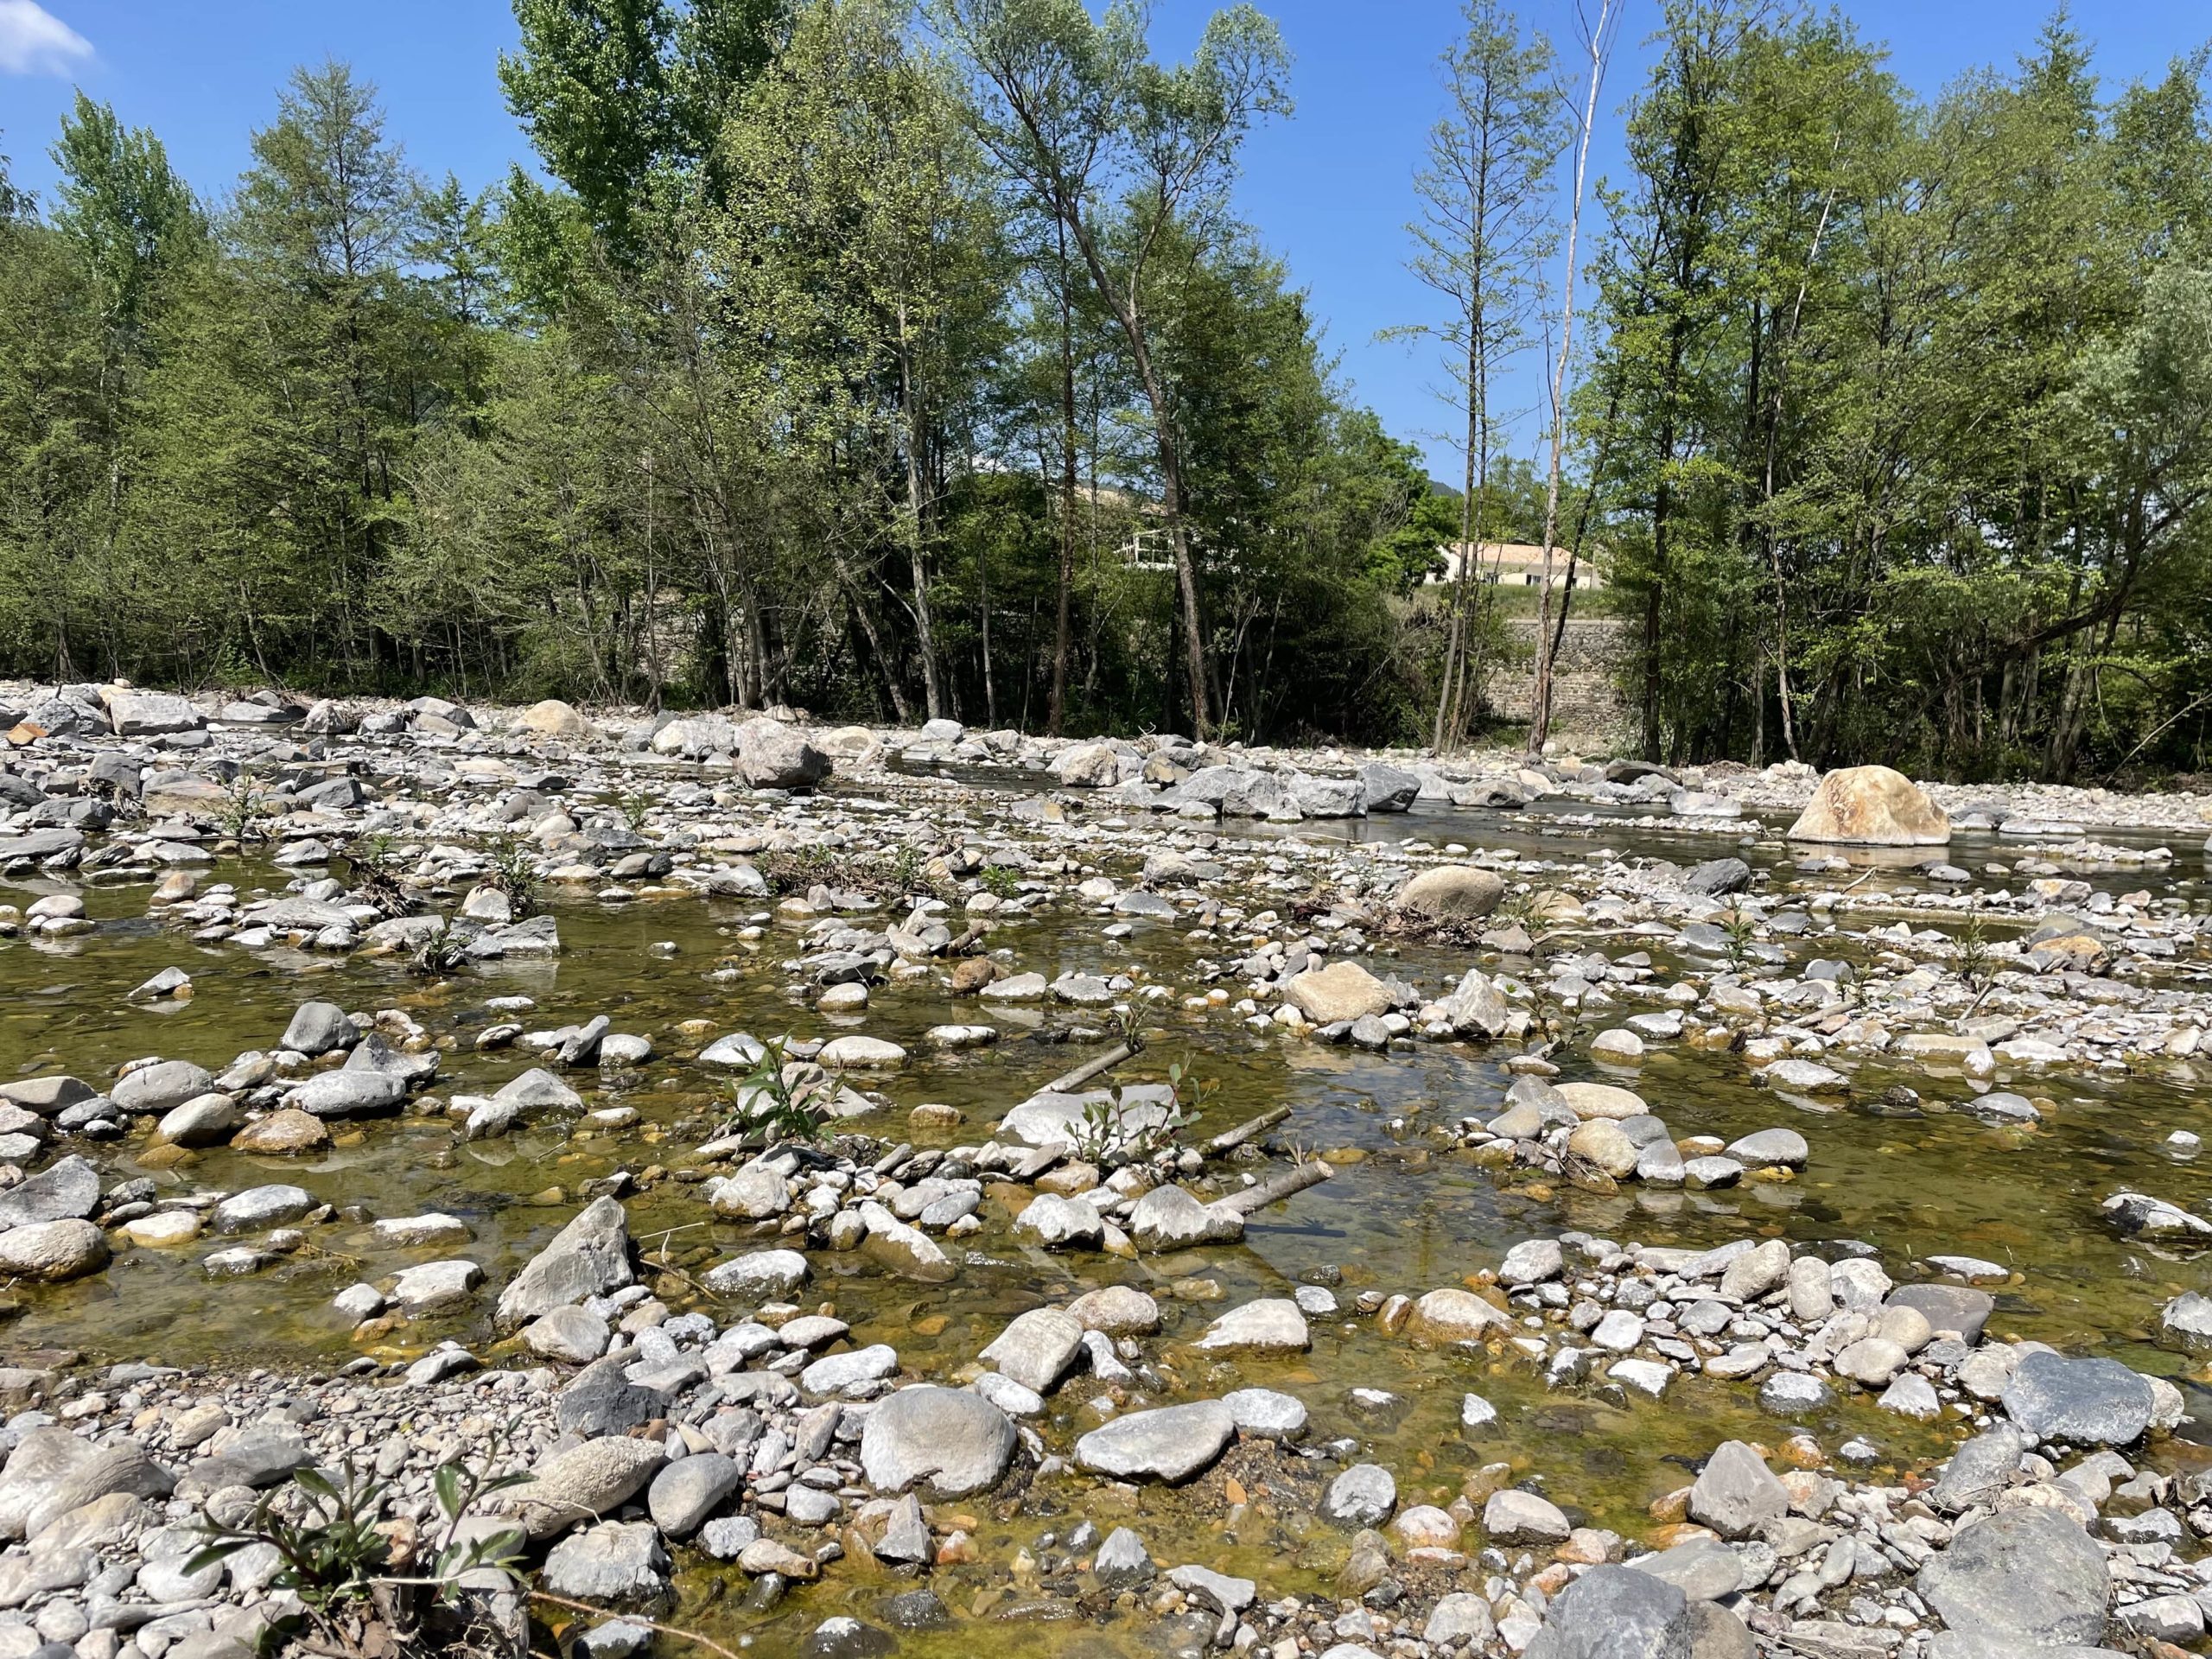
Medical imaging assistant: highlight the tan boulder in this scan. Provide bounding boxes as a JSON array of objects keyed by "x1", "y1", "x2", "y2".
[
  {"x1": 229, "y1": 1109, "x2": 332, "y2": 1156},
  {"x1": 1556, "y1": 1081, "x2": 1649, "y2": 1121},
  {"x1": 1403, "y1": 1287, "x2": 1512, "y2": 1344},
  {"x1": 1786, "y1": 766, "x2": 1948, "y2": 845},
  {"x1": 1394, "y1": 865, "x2": 1506, "y2": 919},
  {"x1": 518, "y1": 699, "x2": 591, "y2": 740},
  {"x1": 1283, "y1": 960, "x2": 1393, "y2": 1024}
]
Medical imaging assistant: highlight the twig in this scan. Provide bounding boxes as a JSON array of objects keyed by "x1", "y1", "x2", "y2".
[
  {"x1": 1215, "y1": 1158, "x2": 1333, "y2": 1217},
  {"x1": 1205, "y1": 1107, "x2": 1289, "y2": 1156},
  {"x1": 1046, "y1": 1040, "x2": 1137, "y2": 1096},
  {"x1": 525, "y1": 1592, "x2": 745, "y2": 1659}
]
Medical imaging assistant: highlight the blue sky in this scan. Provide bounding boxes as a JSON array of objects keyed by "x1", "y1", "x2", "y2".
[{"x1": 4, "y1": 0, "x2": 2207, "y2": 478}]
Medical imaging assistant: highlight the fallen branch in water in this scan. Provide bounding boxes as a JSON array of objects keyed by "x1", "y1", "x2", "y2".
[
  {"x1": 1045, "y1": 1040, "x2": 1137, "y2": 1096},
  {"x1": 1205, "y1": 1106, "x2": 1289, "y2": 1156},
  {"x1": 526, "y1": 1592, "x2": 744, "y2": 1659},
  {"x1": 1216, "y1": 1158, "x2": 1333, "y2": 1217}
]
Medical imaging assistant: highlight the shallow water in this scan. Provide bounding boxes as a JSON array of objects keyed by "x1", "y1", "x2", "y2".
[{"x1": 6, "y1": 785, "x2": 2212, "y2": 1650}]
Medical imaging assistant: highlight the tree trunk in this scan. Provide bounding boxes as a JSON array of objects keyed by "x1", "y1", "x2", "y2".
[{"x1": 1048, "y1": 218, "x2": 1078, "y2": 737}]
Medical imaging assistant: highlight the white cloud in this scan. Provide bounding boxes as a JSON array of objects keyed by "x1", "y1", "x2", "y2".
[{"x1": 0, "y1": 0, "x2": 92, "y2": 75}]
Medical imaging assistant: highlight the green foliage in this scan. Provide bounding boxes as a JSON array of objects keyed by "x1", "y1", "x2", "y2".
[
  {"x1": 731, "y1": 1036, "x2": 834, "y2": 1141},
  {"x1": 483, "y1": 838, "x2": 541, "y2": 918},
  {"x1": 978, "y1": 861, "x2": 1024, "y2": 899}
]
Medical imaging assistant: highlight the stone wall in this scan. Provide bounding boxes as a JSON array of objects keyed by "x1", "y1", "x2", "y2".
[{"x1": 1485, "y1": 619, "x2": 1635, "y2": 747}]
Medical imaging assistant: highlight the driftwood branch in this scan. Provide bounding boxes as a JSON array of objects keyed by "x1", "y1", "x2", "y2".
[
  {"x1": 1205, "y1": 1107, "x2": 1289, "y2": 1156},
  {"x1": 1216, "y1": 1158, "x2": 1333, "y2": 1217},
  {"x1": 525, "y1": 1592, "x2": 745, "y2": 1659},
  {"x1": 1046, "y1": 1041, "x2": 1136, "y2": 1096}
]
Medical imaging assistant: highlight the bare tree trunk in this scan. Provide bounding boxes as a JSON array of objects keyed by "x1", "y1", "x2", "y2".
[
  {"x1": 1527, "y1": 0, "x2": 1612, "y2": 755},
  {"x1": 896, "y1": 319, "x2": 943, "y2": 722},
  {"x1": 1048, "y1": 219, "x2": 1078, "y2": 737}
]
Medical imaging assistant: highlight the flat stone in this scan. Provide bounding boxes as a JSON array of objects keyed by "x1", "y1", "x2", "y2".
[
  {"x1": 2001, "y1": 1351, "x2": 2155, "y2": 1447},
  {"x1": 857, "y1": 1386, "x2": 1016, "y2": 1498},
  {"x1": 1075, "y1": 1401, "x2": 1236, "y2": 1484},
  {"x1": 1916, "y1": 1507, "x2": 2109, "y2": 1648}
]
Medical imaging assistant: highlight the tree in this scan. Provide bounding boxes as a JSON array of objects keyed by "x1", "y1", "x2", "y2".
[
  {"x1": 1389, "y1": 0, "x2": 1562, "y2": 752},
  {"x1": 938, "y1": 0, "x2": 1290, "y2": 738}
]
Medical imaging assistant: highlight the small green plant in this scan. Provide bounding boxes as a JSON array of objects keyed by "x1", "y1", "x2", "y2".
[
  {"x1": 1955, "y1": 915, "x2": 1993, "y2": 989},
  {"x1": 339, "y1": 835, "x2": 416, "y2": 919},
  {"x1": 1719, "y1": 907, "x2": 1761, "y2": 973},
  {"x1": 614, "y1": 788, "x2": 653, "y2": 832},
  {"x1": 979, "y1": 862, "x2": 1024, "y2": 899},
  {"x1": 887, "y1": 840, "x2": 928, "y2": 897},
  {"x1": 729, "y1": 1037, "x2": 836, "y2": 1143},
  {"x1": 483, "y1": 837, "x2": 539, "y2": 919},
  {"x1": 187, "y1": 1453, "x2": 527, "y2": 1657},
  {"x1": 410, "y1": 923, "x2": 469, "y2": 977},
  {"x1": 1072, "y1": 1055, "x2": 1203, "y2": 1165}
]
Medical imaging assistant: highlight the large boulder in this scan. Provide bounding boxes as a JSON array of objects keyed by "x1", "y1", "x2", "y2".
[
  {"x1": 1916, "y1": 1508, "x2": 2109, "y2": 1649},
  {"x1": 1051, "y1": 742, "x2": 1122, "y2": 787},
  {"x1": 0, "y1": 1220, "x2": 107, "y2": 1282},
  {"x1": 1786, "y1": 765, "x2": 1949, "y2": 845},
  {"x1": 734, "y1": 717, "x2": 830, "y2": 790},
  {"x1": 1395, "y1": 865, "x2": 1506, "y2": 919},
  {"x1": 1523, "y1": 1563, "x2": 1692, "y2": 1659},
  {"x1": 518, "y1": 699, "x2": 592, "y2": 740},
  {"x1": 104, "y1": 691, "x2": 203, "y2": 737},
  {"x1": 1075, "y1": 1402, "x2": 1236, "y2": 1484},
  {"x1": 1360, "y1": 763, "x2": 1421, "y2": 813},
  {"x1": 510, "y1": 1437, "x2": 667, "y2": 1541},
  {"x1": 0, "y1": 1157, "x2": 99, "y2": 1230},
  {"x1": 496, "y1": 1198, "x2": 634, "y2": 1330},
  {"x1": 1687, "y1": 1441, "x2": 1788, "y2": 1539},
  {"x1": 1282, "y1": 960, "x2": 1393, "y2": 1024},
  {"x1": 1999, "y1": 1351, "x2": 2155, "y2": 1446},
  {"x1": 858, "y1": 1387, "x2": 1016, "y2": 1498}
]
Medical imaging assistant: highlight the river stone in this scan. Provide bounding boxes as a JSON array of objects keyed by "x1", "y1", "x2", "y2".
[
  {"x1": 0, "y1": 1221, "x2": 106, "y2": 1283},
  {"x1": 1405, "y1": 1287, "x2": 1511, "y2": 1343},
  {"x1": 1556, "y1": 1081, "x2": 1648, "y2": 1121},
  {"x1": 1067, "y1": 1285, "x2": 1160, "y2": 1334},
  {"x1": 279, "y1": 1001, "x2": 355, "y2": 1057},
  {"x1": 1719, "y1": 1238, "x2": 1792, "y2": 1302},
  {"x1": 1787, "y1": 764, "x2": 1950, "y2": 845},
  {"x1": 1282, "y1": 960, "x2": 1393, "y2": 1023},
  {"x1": 1631, "y1": 1535, "x2": 1744, "y2": 1601},
  {"x1": 512, "y1": 1436, "x2": 667, "y2": 1540},
  {"x1": 647, "y1": 1452, "x2": 738, "y2": 1538},
  {"x1": 1094, "y1": 1526, "x2": 1153, "y2": 1586},
  {"x1": 1128, "y1": 1183, "x2": 1237, "y2": 1249},
  {"x1": 858, "y1": 1386, "x2": 1016, "y2": 1497},
  {"x1": 0, "y1": 1157, "x2": 99, "y2": 1230},
  {"x1": 1195, "y1": 1298, "x2": 1309, "y2": 1355},
  {"x1": 1323, "y1": 1464, "x2": 1395, "y2": 1527},
  {"x1": 229, "y1": 1109, "x2": 330, "y2": 1155},
  {"x1": 1499, "y1": 1238, "x2": 1565, "y2": 1287},
  {"x1": 1013, "y1": 1193, "x2": 1103, "y2": 1247},
  {"x1": 494, "y1": 1067, "x2": 584, "y2": 1112},
  {"x1": 979, "y1": 1308, "x2": 1085, "y2": 1394},
  {"x1": 2160, "y1": 1292, "x2": 2212, "y2": 1350},
  {"x1": 1484, "y1": 1488, "x2": 1571, "y2": 1544},
  {"x1": 1222, "y1": 1388, "x2": 1308, "y2": 1441},
  {"x1": 1395, "y1": 865, "x2": 1505, "y2": 918},
  {"x1": 391, "y1": 1259, "x2": 481, "y2": 1309},
  {"x1": 0, "y1": 1077, "x2": 94, "y2": 1117},
  {"x1": 1916, "y1": 1507, "x2": 2109, "y2": 1647},
  {"x1": 155, "y1": 1095, "x2": 239, "y2": 1147},
  {"x1": 1726, "y1": 1128, "x2": 1808, "y2": 1167},
  {"x1": 210, "y1": 1185, "x2": 316, "y2": 1233},
  {"x1": 2000, "y1": 1351, "x2": 2155, "y2": 1446},
  {"x1": 518, "y1": 698, "x2": 592, "y2": 739},
  {"x1": 496, "y1": 1197, "x2": 634, "y2": 1329},
  {"x1": 711, "y1": 1166, "x2": 789, "y2": 1220},
  {"x1": 1425, "y1": 1593, "x2": 1496, "y2": 1646},
  {"x1": 1075, "y1": 1401, "x2": 1236, "y2": 1484},
  {"x1": 702, "y1": 1249, "x2": 809, "y2": 1301},
  {"x1": 1688, "y1": 1441, "x2": 1788, "y2": 1539},
  {"x1": 1889, "y1": 1283, "x2": 1995, "y2": 1344},
  {"x1": 524, "y1": 1306, "x2": 611, "y2": 1365},
  {"x1": 1929, "y1": 1424, "x2": 2025, "y2": 1514},
  {"x1": 1522, "y1": 1563, "x2": 1691, "y2": 1659},
  {"x1": 284, "y1": 1071, "x2": 405, "y2": 1118},
  {"x1": 542, "y1": 1520, "x2": 669, "y2": 1605},
  {"x1": 111, "y1": 1061, "x2": 213, "y2": 1116},
  {"x1": 734, "y1": 715, "x2": 830, "y2": 789}
]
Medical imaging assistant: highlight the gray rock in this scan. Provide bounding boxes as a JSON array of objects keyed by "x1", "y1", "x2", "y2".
[
  {"x1": 496, "y1": 1198, "x2": 634, "y2": 1330},
  {"x1": 1222, "y1": 1387, "x2": 1308, "y2": 1441},
  {"x1": 541, "y1": 1521, "x2": 669, "y2": 1606},
  {"x1": 1074, "y1": 1401, "x2": 1236, "y2": 1484},
  {"x1": 1683, "y1": 856, "x2": 1751, "y2": 896},
  {"x1": 1688, "y1": 1441, "x2": 1788, "y2": 1539},
  {"x1": 1094, "y1": 1525, "x2": 1152, "y2": 1586},
  {"x1": 1630, "y1": 1535, "x2": 1743, "y2": 1601},
  {"x1": 1522, "y1": 1563, "x2": 1691, "y2": 1659},
  {"x1": 858, "y1": 1386, "x2": 1016, "y2": 1498},
  {"x1": 1483, "y1": 1487, "x2": 1571, "y2": 1544},
  {"x1": 1322, "y1": 1463, "x2": 1395, "y2": 1527},
  {"x1": 279, "y1": 1002, "x2": 355, "y2": 1057},
  {"x1": 646, "y1": 1453, "x2": 737, "y2": 1538},
  {"x1": 1916, "y1": 1507, "x2": 2109, "y2": 1648},
  {"x1": 512, "y1": 1437, "x2": 666, "y2": 1540},
  {"x1": 701, "y1": 1249, "x2": 809, "y2": 1301},
  {"x1": 209, "y1": 1185, "x2": 317, "y2": 1233},
  {"x1": 978, "y1": 1307, "x2": 1085, "y2": 1395},
  {"x1": 111, "y1": 1061, "x2": 213, "y2": 1116},
  {"x1": 0, "y1": 1158, "x2": 99, "y2": 1229},
  {"x1": 1890, "y1": 1283, "x2": 1995, "y2": 1344},
  {"x1": 524, "y1": 1306, "x2": 611, "y2": 1365},
  {"x1": 2000, "y1": 1351, "x2": 2155, "y2": 1446},
  {"x1": 872, "y1": 1493, "x2": 931, "y2": 1566},
  {"x1": 283, "y1": 1071, "x2": 404, "y2": 1118},
  {"x1": 1929, "y1": 1424, "x2": 2025, "y2": 1514}
]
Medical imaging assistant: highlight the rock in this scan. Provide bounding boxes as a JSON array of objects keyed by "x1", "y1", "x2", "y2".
[
  {"x1": 1683, "y1": 857, "x2": 1751, "y2": 896},
  {"x1": 1522, "y1": 1564, "x2": 1690, "y2": 1659},
  {"x1": 1786, "y1": 764, "x2": 1950, "y2": 845},
  {"x1": 711, "y1": 1166, "x2": 789, "y2": 1220},
  {"x1": 493, "y1": 1067, "x2": 583, "y2": 1113},
  {"x1": 1425, "y1": 1593, "x2": 1495, "y2": 1647},
  {"x1": 1194, "y1": 1298, "x2": 1309, "y2": 1356},
  {"x1": 210, "y1": 1185, "x2": 317, "y2": 1232},
  {"x1": 1440, "y1": 967, "x2": 1510, "y2": 1037},
  {"x1": 0, "y1": 1221, "x2": 105, "y2": 1282},
  {"x1": 524, "y1": 1306, "x2": 610, "y2": 1365},
  {"x1": 1929, "y1": 1424, "x2": 2024, "y2": 1514},
  {"x1": 279, "y1": 1002, "x2": 355, "y2": 1057},
  {"x1": 1128, "y1": 1184, "x2": 1237, "y2": 1250},
  {"x1": 1630, "y1": 1535, "x2": 1744, "y2": 1601},
  {"x1": 734, "y1": 716, "x2": 831, "y2": 789},
  {"x1": 496, "y1": 1198, "x2": 633, "y2": 1329},
  {"x1": 1093, "y1": 1526, "x2": 1152, "y2": 1586},
  {"x1": 1222, "y1": 1387, "x2": 1307, "y2": 1441},
  {"x1": 391, "y1": 1259, "x2": 482, "y2": 1309},
  {"x1": 1051, "y1": 741, "x2": 1121, "y2": 786},
  {"x1": 541, "y1": 1520, "x2": 669, "y2": 1606},
  {"x1": 1688, "y1": 1441, "x2": 1788, "y2": 1539},
  {"x1": 2000, "y1": 1351, "x2": 2155, "y2": 1446},
  {"x1": 111, "y1": 1061, "x2": 214, "y2": 1116},
  {"x1": 2160, "y1": 1292, "x2": 2212, "y2": 1350},
  {"x1": 858, "y1": 1387, "x2": 1016, "y2": 1498},
  {"x1": 1889, "y1": 1283, "x2": 1994, "y2": 1344},
  {"x1": 1567, "y1": 1118, "x2": 1638, "y2": 1178},
  {"x1": 1361, "y1": 763, "x2": 1422, "y2": 812},
  {"x1": 800, "y1": 1344, "x2": 897, "y2": 1396},
  {"x1": 1499, "y1": 1239, "x2": 1565, "y2": 1287},
  {"x1": 105, "y1": 691, "x2": 202, "y2": 737},
  {"x1": 1405, "y1": 1287, "x2": 1511, "y2": 1343},
  {"x1": 511, "y1": 1436, "x2": 667, "y2": 1540},
  {"x1": 1555, "y1": 1081, "x2": 1648, "y2": 1120},
  {"x1": 1483, "y1": 1488, "x2": 1570, "y2": 1544},
  {"x1": 0, "y1": 1157, "x2": 99, "y2": 1229},
  {"x1": 229, "y1": 1109, "x2": 329, "y2": 1156},
  {"x1": 1322, "y1": 1464, "x2": 1395, "y2": 1527},
  {"x1": 647, "y1": 1453, "x2": 738, "y2": 1538},
  {"x1": 1726, "y1": 1128, "x2": 1808, "y2": 1167},
  {"x1": 701, "y1": 1249, "x2": 810, "y2": 1301},
  {"x1": 1282, "y1": 960, "x2": 1393, "y2": 1023},
  {"x1": 1074, "y1": 1401, "x2": 1236, "y2": 1484},
  {"x1": 155, "y1": 1095, "x2": 239, "y2": 1147},
  {"x1": 283, "y1": 1071, "x2": 405, "y2": 1118},
  {"x1": 1916, "y1": 1508, "x2": 2109, "y2": 1648},
  {"x1": 518, "y1": 699, "x2": 592, "y2": 740},
  {"x1": 873, "y1": 1493, "x2": 932, "y2": 1566},
  {"x1": 1067, "y1": 1285, "x2": 1160, "y2": 1334},
  {"x1": 979, "y1": 1308, "x2": 1085, "y2": 1394},
  {"x1": 801, "y1": 1618, "x2": 893, "y2": 1659},
  {"x1": 1013, "y1": 1193, "x2": 1103, "y2": 1248},
  {"x1": 1719, "y1": 1238, "x2": 1792, "y2": 1302},
  {"x1": 1395, "y1": 864, "x2": 1505, "y2": 919}
]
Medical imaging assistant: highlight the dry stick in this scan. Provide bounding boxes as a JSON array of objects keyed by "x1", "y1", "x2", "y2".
[
  {"x1": 1206, "y1": 1106, "x2": 1291, "y2": 1157},
  {"x1": 1216, "y1": 1159, "x2": 1334, "y2": 1218},
  {"x1": 525, "y1": 1592, "x2": 744, "y2": 1659},
  {"x1": 1045, "y1": 1041, "x2": 1136, "y2": 1096}
]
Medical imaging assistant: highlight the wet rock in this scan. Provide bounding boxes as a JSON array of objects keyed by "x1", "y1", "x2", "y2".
[
  {"x1": 1194, "y1": 1298, "x2": 1308, "y2": 1356},
  {"x1": 800, "y1": 1617, "x2": 893, "y2": 1659},
  {"x1": 1067, "y1": 1285, "x2": 1160, "y2": 1334},
  {"x1": 0, "y1": 1157, "x2": 99, "y2": 1229},
  {"x1": 702, "y1": 1249, "x2": 810, "y2": 1301},
  {"x1": 210, "y1": 1185, "x2": 316, "y2": 1233},
  {"x1": 229, "y1": 1109, "x2": 330, "y2": 1155},
  {"x1": 1522, "y1": 1562, "x2": 1689, "y2": 1659},
  {"x1": 279, "y1": 1002, "x2": 356, "y2": 1057},
  {"x1": 1405, "y1": 1287, "x2": 1511, "y2": 1342},
  {"x1": 1222, "y1": 1387, "x2": 1308, "y2": 1441},
  {"x1": 1074, "y1": 1401, "x2": 1235, "y2": 1484},
  {"x1": 858, "y1": 1386, "x2": 1016, "y2": 1498},
  {"x1": 1483, "y1": 1488, "x2": 1570, "y2": 1545},
  {"x1": 111, "y1": 1061, "x2": 214, "y2": 1116},
  {"x1": 1322, "y1": 1464, "x2": 1395, "y2": 1527},
  {"x1": 979, "y1": 1308, "x2": 1085, "y2": 1394},
  {"x1": 2001, "y1": 1351, "x2": 2154, "y2": 1446},
  {"x1": 1093, "y1": 1526, "x2": 1152, "y2": 1586},
  {"x1": 1282, "y1": 960, "x2": 1393, "y2": 1024},
  {"x1": 1915, "y1": 1507, "x2": 2109, "y2": 1648},
  {"x1": 1683, "y1": 857, "x2": 1751, "y2": 896},
  {"x1": 0, "y1": 1220, "x2": 105, "y2": 1283},
  {"x1": 283, "y1": 1071, "x2": 404, "y2": 1118}
]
